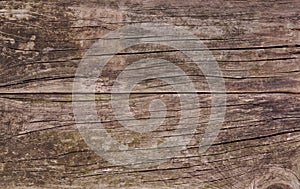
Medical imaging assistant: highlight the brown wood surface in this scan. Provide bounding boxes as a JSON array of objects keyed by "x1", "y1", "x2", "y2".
[{"x1": 0, "y1": 0, "x2": 300, "y2": 188}]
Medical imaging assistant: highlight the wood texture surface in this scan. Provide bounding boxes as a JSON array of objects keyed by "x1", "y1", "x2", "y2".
[{"x1": 0, "y1": 0, "x2": 300, "y2": 188}]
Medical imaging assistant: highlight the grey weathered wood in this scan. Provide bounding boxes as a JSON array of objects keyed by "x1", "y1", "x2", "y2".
[{"x1": 0, "y1": 0, "x2": 300, "y2": 188}]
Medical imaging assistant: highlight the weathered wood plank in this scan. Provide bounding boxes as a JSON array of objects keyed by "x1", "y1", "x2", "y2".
[
  {"x1": 0, "y1": 94, "x2": 300, "y2": 188},
  {"x1": 0, "y1": 0, "x2": 299, "y2": 93},
  {"x1": 0, "y1": 0, "x2": 300, "y2": 188}
]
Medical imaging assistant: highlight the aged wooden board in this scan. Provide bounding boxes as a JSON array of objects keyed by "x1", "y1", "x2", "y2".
[{"x1": 0, "y1": 0, "x2": 300, "y2": 189}]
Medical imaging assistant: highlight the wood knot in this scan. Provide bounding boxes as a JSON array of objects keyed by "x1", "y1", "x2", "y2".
[{"x1": 249, "y1": 167, "x2": 300, "y2": 189}]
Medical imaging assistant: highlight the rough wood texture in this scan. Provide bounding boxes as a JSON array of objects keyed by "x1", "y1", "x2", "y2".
[{"x1": 1, "y1": 0, "x2": 300, "y2": 188}]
